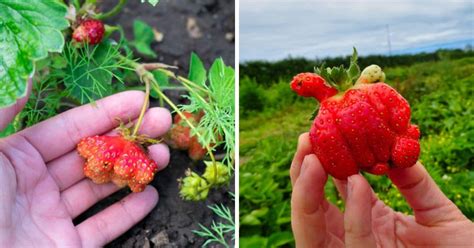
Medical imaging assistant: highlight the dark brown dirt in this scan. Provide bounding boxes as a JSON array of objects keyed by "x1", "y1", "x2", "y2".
[
  {"x1": 104, "y1": 0, "x2": 235, "y2": 69},
  {"x1": 73, "y1": 1, "x2": 235, "y2": 247}
]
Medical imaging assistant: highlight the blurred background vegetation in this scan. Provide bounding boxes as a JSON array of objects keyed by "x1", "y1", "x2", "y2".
[{"x1": 239, "y1": 48, "x2": 474, "y2": 247}]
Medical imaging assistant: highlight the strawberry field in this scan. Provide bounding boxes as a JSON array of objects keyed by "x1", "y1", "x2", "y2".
[{"x1": 239, "y1": 51, "x2": 474, "y2": 247}]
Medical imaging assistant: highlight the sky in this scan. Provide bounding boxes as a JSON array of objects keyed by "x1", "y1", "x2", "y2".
[{"x1": 240, "y1": 0, "x2": 474, "y2": 61}]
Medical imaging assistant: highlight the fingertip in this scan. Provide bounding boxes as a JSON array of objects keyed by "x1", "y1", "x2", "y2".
[
  {"x1": 148, "y1": 143, "x2": 170, "y2": 170},
  {"x1": 291, "y1": 133, "x2": 312, "y2": 185},
  {"x1": 152, "y1": 107, "x2": 172, "y2": 133},
  {"x1": 346, "y1": 174, "x2": 372, "y2": 200},
  {"x1": 298, "y1": 132, "x2": 310, "y2": 147},
  {"x1": 301, "y1": 154, "x2": 325, "y2": 180},
  {"x1": 139, "y1": 107, "x2": 172, "y2": 137},
  {"x1": 142, "y1": 185, "x2": 159, "y2": 207}
]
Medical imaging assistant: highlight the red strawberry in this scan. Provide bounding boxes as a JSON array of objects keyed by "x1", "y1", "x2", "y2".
[
  {"x1": 168, "y1": 125, "x2": 192, "y2": 149},
  {"x1": 173, "y1": 111, "x2": 203, "y2": 125},
  {"x1": 188, "y1": 136, "x2": 207, "y2": 161},
  {"x1": 167, "y1": 111, "x2": 204, "y2": 150},
  {"x1": 77, "y1": 135, "x2": 158, "y2": 192},
  {"x1": 290, "y1": 51, "x2": 420, "y2": 179},
  {"x1": 72, "y1": 19, "x2": 105, "y2": 45}
]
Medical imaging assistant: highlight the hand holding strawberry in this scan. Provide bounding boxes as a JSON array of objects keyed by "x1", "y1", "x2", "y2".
[
  {"x1": 290, "y1": 133, "x2": 474, "y2": 247},
  {"x1": 0, "y1": 91, "x2": 171, "y2": 247}
]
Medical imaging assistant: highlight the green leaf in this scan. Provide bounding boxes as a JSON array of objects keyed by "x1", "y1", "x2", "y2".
[
  {"x1": 131, "y1": 20, "x2": 157, "y2": 58},
  {"x1": 0, "y1": 121, "x2": 16, "y2": 138},
  {"x1": 348, "y1": 47, "x2": 361, "y2": 81},
  {"x1": 240, "y1": 236, "x2": 268, "y2": 248},
  {"x1": 150, "y1": 70, "x2": 169, "y2": 99},
  {"x1": 314, "y1": 48, "x2": 361, "y2": 91},
  {"x1": 188, "y1": 52, "x2": 206, "y2": 86},
  {"x1": 63, "y1": 41, "x2": 125, "y2": 104},
  {"x1": 141, "y1": 0, "x2": 159, "y2": 6},
  {"x1": 267, "y1": 232, "x2": 294, "y2": 248},
  {"x1": 0, "y1": 0, "x2": 68, "y2": 107},
  {"x1": 152, "y1": 70, "x2": 169, "y2": 87},
  {"x1": 180, "y1": 56, "x2": 235, "y2": 166}
]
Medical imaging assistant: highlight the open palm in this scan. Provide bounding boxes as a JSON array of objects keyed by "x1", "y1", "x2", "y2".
[
  {"x1": 290, "y1": 133, "x2": 474, "y2": 247},
  {"x1": 0, "y1": 91, "x2": 171, "y2": 247}
]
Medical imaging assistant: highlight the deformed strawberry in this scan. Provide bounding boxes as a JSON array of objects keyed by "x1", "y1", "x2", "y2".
[
  {"x1": 166, "y1": 111, "x2": 210, "y2": 161},
  {"x1": 188, "y1": 136, "x2": 207, "y2": 161},
  {"x1": 290, "y1": 49, "x2": 420, "y2": 179},
  {"x1": 72, "y1": 19, "x2": 105, "y2": 45},
  {"x1": 77, "y1": 135, "x2": 158, "y2": 192}
]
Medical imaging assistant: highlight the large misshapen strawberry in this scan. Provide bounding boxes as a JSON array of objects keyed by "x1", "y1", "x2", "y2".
[
  {"x1": 290, "y1": 49, "x2": 420, "y2": 179},
  {"x1": 77, "y1": 134, "x2": 158, "y2": 192}
]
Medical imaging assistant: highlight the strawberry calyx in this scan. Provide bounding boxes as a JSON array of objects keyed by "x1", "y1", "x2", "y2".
[
  {"x1": 116, "y1": 121, "x2": 161, "y2": 146},
  {"x1": 314, "y1": 47, "x2": 361, "y2": 92}
]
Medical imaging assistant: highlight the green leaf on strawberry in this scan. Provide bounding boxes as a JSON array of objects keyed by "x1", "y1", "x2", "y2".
[
  {"x1": 0, "y1": 0, "x2": 69, "y2": 108},
  {"x1": 314, "y1": 48, "x2": 361, "y2": 92}
]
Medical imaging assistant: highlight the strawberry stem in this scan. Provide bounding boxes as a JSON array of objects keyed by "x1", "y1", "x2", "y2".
[
  {"x1": 131, "y1": 65, "x2": 150, "y2": 137},
  {"x1": 95, "y1": 0, "x2": 128, "y2": 20}
]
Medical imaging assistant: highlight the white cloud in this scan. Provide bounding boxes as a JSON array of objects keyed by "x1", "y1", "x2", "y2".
[{"x1": 240, "y1": 0, "x2": 474, "y2": 61}]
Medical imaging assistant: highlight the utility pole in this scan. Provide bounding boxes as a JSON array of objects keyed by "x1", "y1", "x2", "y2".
[{"x1": 386, "y1": 24, "x2": 392, "y2": 56}]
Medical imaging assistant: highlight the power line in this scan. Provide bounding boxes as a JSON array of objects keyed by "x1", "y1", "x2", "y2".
[{"x1": 386, "y1": 24, "x2": 392, "y2": 56}]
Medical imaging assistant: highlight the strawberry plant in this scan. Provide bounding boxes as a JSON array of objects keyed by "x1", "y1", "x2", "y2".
[{"x1": 0, "y1": 1, "x2": 234, "y2": 198}]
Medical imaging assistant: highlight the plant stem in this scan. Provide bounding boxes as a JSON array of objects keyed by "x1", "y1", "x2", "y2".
[
  {"x1": 96, "y1": 0, "x2": 128, "y2": 20},
  {"x1": 131, "y1": 66, "x2": 150, "y2": 136},
  {"x1": 176, "y1": 75, "x2": 208, "y2": 93}
]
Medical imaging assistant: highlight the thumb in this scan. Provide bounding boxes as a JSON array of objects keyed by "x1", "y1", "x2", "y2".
[
  {"x1": 344, "y1": 174, "x2": 377, "y2": 248},
  {"x1": 0, "y1": 79, "x2": 32, "y2": 131}
]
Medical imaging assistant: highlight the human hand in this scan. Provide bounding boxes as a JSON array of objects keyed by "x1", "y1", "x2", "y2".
[
  {"x1": 290, "y1": 133, "x2": 474, "y2": 247},
  {"x1": 0, "y1": 91, "x2": 171, "y2": 247}
]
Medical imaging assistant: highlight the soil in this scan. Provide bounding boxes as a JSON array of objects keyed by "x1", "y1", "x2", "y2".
[
  {"x1": 103, "y1": 0, "x2": 235, "y2": 69},
  {"x1": 73, "y1": 1, "x2": 235, "y2": 247}
]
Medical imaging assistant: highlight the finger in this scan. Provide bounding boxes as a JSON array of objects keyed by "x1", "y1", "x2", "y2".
[
  {"x1": 148, "y1": 143, "x2": 170, "y2": 169},
  {"x1": 0, "y1": 152, "x2": 16, "y2": 242},
  {"x1": 48, "y1": 107, "x2": 172, "y2": 191},
  {"x1": 61, "y1": 180, "x2": 119, "y2": 218},
  {"x1": 0, "y1": 79, "x2": 32, "y2": 131},
  {"x1": 333, "y1": 176, "x2": 378, "y2": 202},
  {"x1": 344, "y1": 175, "x2": 377, "y2": 248},
  {"x1": 20, "y1": 91, "x2": 145, "y2": 162},
  {"x1": 291, "y1": 154, "x2": 343, "y2": 247},
  {"x1": 388, "y1": 162, "x2": 464, "y2": 225},
  {"x1": 322, "y1": 199, "x2": 346, "y2": 241},
  {"x1": 290, "y1": 132, "x2": 313, "y2": 185},
  {"x1": 77, "y1": 186, "x2": 158, "y2": 247}
]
